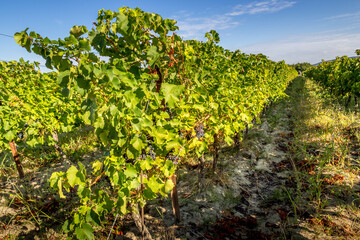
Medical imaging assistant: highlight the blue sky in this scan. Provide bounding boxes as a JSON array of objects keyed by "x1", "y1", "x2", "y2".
[{"x1": 1, "y1": 0, "x2": 360, "y2": 70}]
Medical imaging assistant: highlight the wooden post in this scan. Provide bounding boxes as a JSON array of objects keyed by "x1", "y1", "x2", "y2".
[
  {"x1": 170, "y1": 174, "x2": 180, "y2": 223},
  {"x1": 198, "y1": 154, "x2": 205, "y2": 187},
  {"x1": 345, "y1": 95, "x2": 352, "y2": 108},
  {"x1": 234, "y1": 132, "x2": 240, "y2": 147},
  {"x1": 243, "y1": 125, "x2": 249, "y2": 138},
  {"x1": 212, "y1": 134, "x2": 220, "y2": 171},
  {"x1": 9, "y1": 141, "x2": 24, "y2": 179},
  {"x1": 140, "y1": 170, "x2": 145, "y2": 238}
]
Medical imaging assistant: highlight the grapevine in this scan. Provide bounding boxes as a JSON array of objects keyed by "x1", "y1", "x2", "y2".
[
  {"x1": 12, "y1": 7, "x2": 297, "y2": 239},
  {"x1": 305, "y1": 52, "x2": 360, "y2": 107},
  {"x1": 0, "y1": 59, "x2": 83, "y2": 178}
]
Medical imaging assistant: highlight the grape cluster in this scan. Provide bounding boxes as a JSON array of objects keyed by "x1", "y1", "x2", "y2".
[
  {"x1": 166, "y1": 152, "x2": 178, "y2": 165},
  {"x1": 17, "y1": 132, "x2": 24, "y2": 139},
  {"x1": 123, "y1": 153, "x2": 130, "y2": 162},
  {"x1": 139, "y1": 152, "x2": 147, "y2": 160},
  {"x1": 138, "y1": 144, "x2": 157, "y2": 161},
  {"x1": 165, "y1": 107, "x2": 173, "y2": 120},
  {"x1": 194, "y1": 124, "x2": 205, "y2": 140},
  {"x1": 148, "y1": 145, "x2": 156, "y2": 160}
]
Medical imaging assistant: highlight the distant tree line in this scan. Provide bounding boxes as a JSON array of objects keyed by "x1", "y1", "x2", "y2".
[{"x1": 290, "y1": 62, "x2": 313, "y2": 75}]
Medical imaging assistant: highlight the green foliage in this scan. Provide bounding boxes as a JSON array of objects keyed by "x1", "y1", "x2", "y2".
[
  {"x1": 305, "y1": 55, "x2": 360, "y2": 98},
  {"x1": 0, "y1": 59, "x2": 82, "y2": 151},
  {"x1": 291, "y1": 62, "x2": 312, "y2": 74},
  {"x1": 13, "y1": 6, "x2": 297, "y2": 238}
]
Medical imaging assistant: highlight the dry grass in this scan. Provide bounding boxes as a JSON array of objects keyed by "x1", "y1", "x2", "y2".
[{"x1": 287, "y1": 77, "x2": 360, "y2": 238}]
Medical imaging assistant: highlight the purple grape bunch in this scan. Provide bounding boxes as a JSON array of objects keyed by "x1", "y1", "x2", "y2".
[{"x1": 195, "y1": 124, "x2": 205, "y2": 140}]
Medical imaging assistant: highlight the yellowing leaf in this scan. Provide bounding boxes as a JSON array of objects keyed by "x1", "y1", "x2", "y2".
[{"x1": 164, "y1": 179, "x2": 175, "y2": 192}]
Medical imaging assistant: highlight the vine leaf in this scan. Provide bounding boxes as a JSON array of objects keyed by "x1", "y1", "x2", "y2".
[
  {"x1": 147, "y1": 45, "x2": 161, "y2": 67},
  {"x1": 161, "y1": 83, "x2": 184, "y2": 108},
  {"x1": 67, "y1": 165, "x2": 80, "y2": 188},
  {"x1": 165, "y1": 179, "x2": 175, "y2": 192},
  {"x1": 57, "y1": 71, "x2": 70, "y2": 87},
  {"x1": 75, "y1": 223, "x2": 94, "y2": 240},
  {"x1": 70, "y1": 25, "x2": 88, "y2": 38}
]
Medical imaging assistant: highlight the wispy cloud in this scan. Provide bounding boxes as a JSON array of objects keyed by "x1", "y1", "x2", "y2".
[
  {"x1": 240, "y1": 31, "x2": 360, "y2": 64},
  {"x1": 227, "y1": 0, "x2": 296, "y2": 16},
  {"x1": 173, "y1": 0, "x2": 296, "y2": 40},
  {"x1": 324, "y1": 11, "x2": 360, "y2": 20},
  {"x1": 174, "y1": 0, "x2": 295, "y2": 40},
  {"x1": 176, "y1": 15, "x2": 239, "y2": 39}
]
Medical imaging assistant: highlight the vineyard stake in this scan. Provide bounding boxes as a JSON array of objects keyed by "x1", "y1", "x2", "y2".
[
  {"x1": 198, "y1": 154, "x2": 205, "y2": 187},
  {"x1": 212, "y1": 134, "x2": 219, "y2": 171},
  {"x1": 170, "y1": 174, "x2": 180, "y2": 223},
  {"x1": 9, "y1": 140, "x2": 25, "y2": 179},
  {"x1": 234, "y1": 132, "x2": 240, "y2": 147},
  {"x1": 106, "y1": 213, "x2": 119, "y2": 240},
  {"x1": 141, "y1": 170, "x2": 145, "y2": 238}
]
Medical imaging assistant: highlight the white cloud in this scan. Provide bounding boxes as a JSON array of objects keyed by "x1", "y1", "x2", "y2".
[
  {"x1": 227, "y1": 0, "x2": 296, "y2": 16},
  {"x1": 173, "y1": 0, "x2": 295, "y2": 40},
  {"x1": 240, "y1": 31, "x2": 360, "y2": 64},
  {"x1": 176, "y1": 16, "x2": 239, "y2": 40},
  {"x1": 324, "y1": 11, "x2": 360, "y2": 20}
]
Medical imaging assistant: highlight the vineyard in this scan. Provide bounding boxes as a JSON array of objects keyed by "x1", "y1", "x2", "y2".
[
  {"x1": 305, "y1": 53, "x2": 360, "y2": 109},
  {"x1": 1, "y1": 6, "x2": 360, "y2": 240}
]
